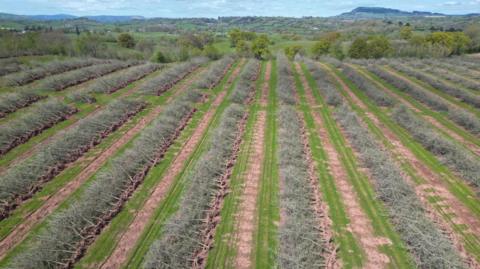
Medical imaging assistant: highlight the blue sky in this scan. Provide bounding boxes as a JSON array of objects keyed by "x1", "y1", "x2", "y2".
[{"x1": 0, "y1": 0, "x2": 479, "y2": 17}]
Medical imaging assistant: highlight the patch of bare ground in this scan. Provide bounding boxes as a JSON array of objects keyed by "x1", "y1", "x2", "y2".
[
  {"x1": 260, "y1": 62, "x2": 271, "y2": 107},
  {"x1": 99, "y1": 63, "x2": 242, "y2": 269},
  {"x1": 306, "y1": 64, "x2": 391, "y2": 268},
  {"x1": 334, "y1": 65, "x2": 480, "y2": 268},
  {"x1": 0, "y1": 67, "x2": 205, "y2": 260},
  {"x1": 233, "y1": 111, "x2": 266, "y2": 269}
]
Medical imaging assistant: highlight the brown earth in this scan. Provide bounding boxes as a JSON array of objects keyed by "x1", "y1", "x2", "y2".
[
  {"x1": 99, "y1": 62, "x2": 241, "y2": 269},
  {"x1": 299, "y1": 63, "x2": 388, "y2": 268},
  {"x1": 233, "y1": 112, "x2": 266, "y2": 269},
  {"x1": 0, "y1": 67, "x2": 205, "y2": 260},
  {"x1": 327, "y1": 63, "x2": 480, "y2": 268}
]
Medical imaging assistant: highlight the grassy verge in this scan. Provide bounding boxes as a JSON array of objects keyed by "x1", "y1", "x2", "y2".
[
  {"x1": 205, "y1": 61, "x2": 265, "y2": 268},
  {"x1": 329, "y1": 64, "x2": 480, "y2": 264},
  {"x1": 295, "y1": 63, "x2": 364, "y2": 268},
  {"x1": 254, "y1": 60, "x2": 280, "y2": 269}
]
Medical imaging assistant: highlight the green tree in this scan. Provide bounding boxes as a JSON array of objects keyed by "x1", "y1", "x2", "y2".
[
  {"x1": 349, "y1": 37, "x2": 369, "y2": 59},
  {"x1": 75, "y1": 33, "x2": 105, "y2": 57},
  {"x1": 465, "y1": 23, "x2": 480, "y2": 51},
  {"x1": 284, "y1": 45, "x2": 303, "y2": 60},
  {"x1": 400, "y1": 26, "x2": 413, "y2": 40},
  {"x1": 368, "y1": 35, "x2": 392, "y2": 58},
  {"x1": 236, "y1": 40, "x2": 251, "y2": 56},
  {"x1": 451, "y1": 32, "x2": 471, "y2": 54},
  {"x1": 311, "y1": 40, "x2": 331, "y2": 58},
  {"x1": 228, "y1": 28, "x2": 242, "y2": 47},
  {"x1": 152, "y1": 50, "x2": 169, "y2": 63},
  {"x1": 203, "y1": 44, "x2": 221, "y2": 60},
  {"x1": 251, "y1": 35, "x2": 270, "y2": 59},
  {"x1": 331, "y1": 41, "x2": 345, "y2": 60},
  {"x1": 117, "y1": 33, "x2": 135, "y2": 48}
]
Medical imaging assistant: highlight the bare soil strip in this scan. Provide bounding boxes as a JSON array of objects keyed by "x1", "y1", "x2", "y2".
[
  {"x1": 233, "y1": 111, "x2": 266, "y2": 269},
  {"x1": 333, "y1": 65, "x2": 480, "y2": 267},
  {"x1": 356, "y1": 65, "x2": 480, "y2": 156},
  {"x1": 99, "y1": 63, "x2": 243, "y2": 269},
  {"x1": 0, "y1": 68, "x2": 204, "y2": 260},
  {"x1": 303, "y1": 64, "x2": 391, "y2": 268}
]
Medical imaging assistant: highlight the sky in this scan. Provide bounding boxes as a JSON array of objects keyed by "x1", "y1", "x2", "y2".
[{"x1": 0, "y1": 0, "x2": 479, "y2": 18}]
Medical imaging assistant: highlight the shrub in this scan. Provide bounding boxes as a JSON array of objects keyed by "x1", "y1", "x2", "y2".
[
  {"x1": 139, "y1": 57, "x2": 208, "y2": 95},
  {"x1": 390, "y1": 62, "x2": 480, "y2": 109},
  {"x1": 39, "y1": 60, "x2": 135, "y2": 91},
  {"x1": 341, "y1": 64, "x2": 395, "y2": 107},
  {"x1": 3, "y1": 58, "x2": 104, "y2": 86},
  {"x1": 10, "y1": 91, "x2": 202, "y2": 269},
  {"x1": 194, "y1": 56, "x2": 235, "y2": 89},
  {"x1": 276, "y1": 105, "x2": 326, "y2": 268},
  {"x1": 0, "y1": 99, "x2": 77, "y2": 155},
  {"x1": 0, "y1": 91, "x2": 44, "y2": 117},
  {"x1": 0, "y1": 99, "x2": 145, "y2": 219},
  {"x1": 143, "y1": 104, "x2": 246, "y2": 269},
  {"x1": 303, "y1": 58, "x2": 343, "y2": 106},
  {"x1": 229, "y1": 58, "x2": 261, "y2": 104},
  {"x1": 392, "y1": 105, "x2": 480, "y2": 188},
  {"x1": 335, "y1": 104, "x2": 464, "y2": 268},
  {"x1": 117, "y1": 33, "x2": 135, "y2": 48},
  {"x1": 276, "y1": 53, "x2": 297, "y2": 105}
]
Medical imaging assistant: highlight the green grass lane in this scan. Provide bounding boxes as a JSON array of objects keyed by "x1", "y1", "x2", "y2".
[
  {"x1": 328, "y1": 64, "x2": 480, "y2": 264},
  {"x1": 294, "y1": 63, "x2": 364, "y2": 268},
  {"x1": 122, "y1": 60, "x2": 247, "y2": 269},
  {"x1": 205, "y1": 61, "x2": 265, "y2": 269},
  {"x1": 318, "y1": 63, "x2": 415, "y2": 269},
  {"x1": 254, "y1": 60, "x2": 280, "y2": 269}
]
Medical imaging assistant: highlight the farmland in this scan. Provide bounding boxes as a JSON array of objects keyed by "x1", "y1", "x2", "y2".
[{"x1": 0, "y1": 49, "x2": 480, "y2": 269}]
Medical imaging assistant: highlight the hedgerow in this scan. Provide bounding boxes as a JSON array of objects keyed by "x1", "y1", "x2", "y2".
[
  {"x1": 340, "y1": 64, "x2": 395, "y2": 107},
  {"x1": 390, "y1": 62, "x2": 480, "y2": 109},
  {"x1": 3, "y1": 58, "x2": 104, "y2": 86},
  {"x1": 67, "y1": 63, "x2": 162, "y2": 103},
  {"x1": 38, "y1": 61, "x2": 136, "y2": 91},
  {"x1": 229, "y1": 58, "x2": 260, "y2": 103},
  {"x1": 9, "y1": 90, "x2": 203, "y2": 269},
  {"x1": 334, "y1": 104, "x2": 464, "y2": 269},
  {"x1": 0, "y1": 91, "x2": 44, "y2": 117},
  {"x1": 0, "y1": 99, "x2": 77, "y2": 155},
  {"x1": 195, "y1": 56, "x2": 235, "y2": 89},
  {"x1": 142, "y1": 104, "x2": 247, "y2": 269},
  {"x1": 412, "y1": 59, "x2": 480, "y2": 91},
  {"x1": 139, "y1": 57, "x2": 208, "y2": 95},
  {"x1": 0, "y1": 99, "x2": 145, "y2": 220},
  {"x1": 302, "y1": 58, "x2": 343, "y2": 106},
  {"x1": 276, "y1": 53, "x2": 296, "y2": 105},
  {"x1": 368, "y1": 65, "x2": 480, "y2": 135},
  {"x1": 276, "y1": 105, "x2": 326, "y2": 268},
  {"x1": 392, "y1": 105, "x2": 480, "y2": 189}
]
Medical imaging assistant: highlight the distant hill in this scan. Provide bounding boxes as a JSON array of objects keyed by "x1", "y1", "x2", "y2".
[
  {"x1": 338, "y1": 7, "x2": 447, "y2": 18},
  {"x1": 0, "y1": 12, "x2": 145, "y2": 23}
]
